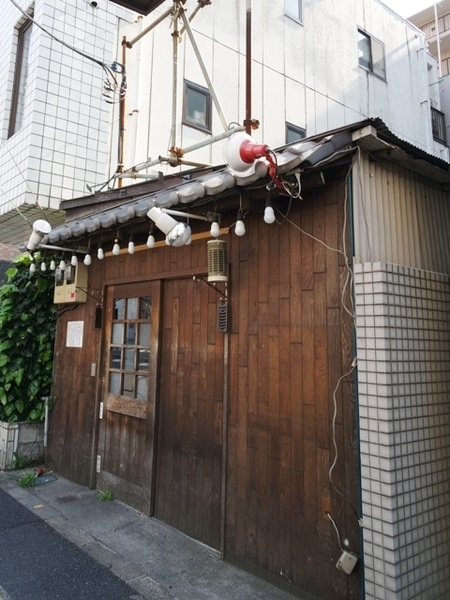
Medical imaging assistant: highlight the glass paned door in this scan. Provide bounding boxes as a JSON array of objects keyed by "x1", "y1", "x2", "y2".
[{"x1": 97, "y1": 281, "x2": 161, "y2": 514}]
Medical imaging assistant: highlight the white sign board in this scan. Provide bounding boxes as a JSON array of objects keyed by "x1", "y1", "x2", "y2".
[{"x1": 66, "y1": 321, "x2": 84, "y2": 348}]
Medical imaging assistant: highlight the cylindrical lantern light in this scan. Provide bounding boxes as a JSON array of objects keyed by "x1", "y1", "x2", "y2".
[{"x1": 207, "y1": 239, "x2": 228, "y2": 283}]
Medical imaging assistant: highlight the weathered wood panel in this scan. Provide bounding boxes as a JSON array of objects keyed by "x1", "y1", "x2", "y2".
[
  {"x1": 224, "y1": 173, "x2": 359, "y2": 599},
  {"x1": 155, "y1": 276, "x2": 223, "y2": 550}
]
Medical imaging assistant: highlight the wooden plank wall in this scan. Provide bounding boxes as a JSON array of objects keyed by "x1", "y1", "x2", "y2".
[
  {"x1": 47, "y1": 259, "x2": 105, "y2": 487},
  {"x1": 225, "y1": 172, "x2": 360, "y2": 599},
  {"x1": 48, "y1": 168, "x2": 359, "y2": 599}
]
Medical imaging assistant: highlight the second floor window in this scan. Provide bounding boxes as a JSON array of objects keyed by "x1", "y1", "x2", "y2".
[
  {"x1": 358, "y1": 29, "x2": 386, "y2": 80},
  {"x1": 286, "y1": 123, "x2": 306, "y2": 144},
  {"x1": 285, "y1": 0, "x2": 302, "y2": 22},
  {"x1": 9, "y1": 14, "x2": 33, "y2": 138},
  {"x1": 183, "y1": 81, "x2": 212, "y2": 133}
]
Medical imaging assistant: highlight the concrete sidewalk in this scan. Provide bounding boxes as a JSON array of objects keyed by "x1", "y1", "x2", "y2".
[{"x1": 0, "y1": 470, "x2": 306, "y2": 600}]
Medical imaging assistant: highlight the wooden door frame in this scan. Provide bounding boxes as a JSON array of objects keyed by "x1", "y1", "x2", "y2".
[{"x1": 93, "y1": 280, "x2": 161, "y2": 513}]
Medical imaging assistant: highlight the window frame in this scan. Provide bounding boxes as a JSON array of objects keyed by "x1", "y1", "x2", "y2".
[
  {"x1": 357, "y1": 28, "x2": 386, "y2": 81},
  {"x1": 286, "y1": 122, "x2": 306, "y2": 144},
  {"x1": 285, "y1": 0, "x2": 302, "y2": 23},
  {"x1": 8, "y1": 13, "x2": 34, "y2": 139},
  {"x1": 183, "y1": 80, "x2": 212, "y2": 133}
]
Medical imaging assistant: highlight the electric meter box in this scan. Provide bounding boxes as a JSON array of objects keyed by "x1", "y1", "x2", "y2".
[{"x1": 53, "y1": 263, "x2": 88, "y2": 304}]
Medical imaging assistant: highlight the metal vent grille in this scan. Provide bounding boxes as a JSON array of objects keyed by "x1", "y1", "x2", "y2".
[
  {"x1": 207, "y1": 239, "x2": 228, "y2": 283},
  {"x1": 217, "y1": 302, "x2": 228, "y2": 333}
]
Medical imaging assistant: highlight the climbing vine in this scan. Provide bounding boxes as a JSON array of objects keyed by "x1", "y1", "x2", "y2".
[{"x1": 0, "y1": 254, "x2": 56, "y2": 423}]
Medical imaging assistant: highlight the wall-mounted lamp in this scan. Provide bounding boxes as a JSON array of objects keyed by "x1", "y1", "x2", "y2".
[
  {"x1": 147, "y1": 206, "x2": 191, "y2": 247},
  {"x1": 27, "y1": 220, "x2": 52, "y2": 251}
]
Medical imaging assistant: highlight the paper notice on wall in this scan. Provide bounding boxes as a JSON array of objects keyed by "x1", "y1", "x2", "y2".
[{"x1": 66, "y1": 321, "x2": 84, "y2": 348}]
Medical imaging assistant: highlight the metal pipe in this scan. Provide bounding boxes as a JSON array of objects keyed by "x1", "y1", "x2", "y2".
[
  {"x1": 117, "y1": 36, "x2": 127, "y2": 187},
  {"x1": 245, "y1": 0, "x2": 252, "y2": 134},
  {"x1": 119, "y1": 125, "x2": 244, "y2": 176},
  {"x1": 129, "y1": 16, "x2": 143, "y2": 168},
  {"x1": 161, "y1": 208, "x2": 209, "y2": 220},
  {"x1": 43, "y1": 396, "x2": 50, "y2": 448},
  {"x1": 180, "y1": 9, "x2": 228, "y2": 131},
  {"x1": 170, "y1": 4, "x2": 180, "y2": 151},
  {"x1": 434, "y1": 2, "x2": 442, "y2": 77},
  {"x1": 179, "y1": 0, "x2": 211, "y2": 36},
  {"x1": 126, "y1": 6, "x2": 174, "y2": 48}
]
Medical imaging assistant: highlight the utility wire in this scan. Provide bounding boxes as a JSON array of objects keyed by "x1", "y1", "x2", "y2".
[{"x1": 9, "y1": 0, "x2": 120, "y2": 85}]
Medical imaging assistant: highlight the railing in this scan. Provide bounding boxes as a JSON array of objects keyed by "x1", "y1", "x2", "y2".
[{"x1": 431, "y1": 107, "x2": 447, "y2": 144}]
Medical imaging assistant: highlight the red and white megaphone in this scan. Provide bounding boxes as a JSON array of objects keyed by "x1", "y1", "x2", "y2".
[{"x1": 223, "y1": 131, "x2": 271, "y2": 175}]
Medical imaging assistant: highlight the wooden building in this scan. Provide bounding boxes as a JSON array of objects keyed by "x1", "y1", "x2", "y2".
[{"x1": 43, "y1": 120, "x2": 450, "y2": 600}]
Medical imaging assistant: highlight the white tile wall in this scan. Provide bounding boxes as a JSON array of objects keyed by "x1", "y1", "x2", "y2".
[
  {"x1": 0, "y1": 0, "x2": 132, "y2": 219},
  {"x1": 355, "y1": 262, "x2": 450, "y2": 600}
]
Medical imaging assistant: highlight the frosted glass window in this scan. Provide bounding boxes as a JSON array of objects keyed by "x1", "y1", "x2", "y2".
[{"x1": 285, "y1": 0, "x2": 301, "y2": 21}]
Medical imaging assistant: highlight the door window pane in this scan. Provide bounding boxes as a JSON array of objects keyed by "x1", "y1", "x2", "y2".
[
  {"x1": 126, "y1": 297, "x2": 138, "y2": 319},
  {"x1": 140, "y1": 297, "x2": 151, "y2": 319},
  {"x1": 114, "y1": 298, "x2": 125, "y2": 320},
  {"x1": 110, "y1": 347, "x2": 121, "y2": 369},
  {"x1": 125, "y1": 323, "x2": 136, "y2": 345},
  {"x1": 109, "y1": 372, "x2": 120, "y2": 394},
  {"x1": 112, "y1": 323, "x2": 123, "y2": 344},
  {"x1": 136, "y1": 376, "x2": 148, "y2": 401},
  {"x1": 137, "y1": 349, "x2": 149, "y2": 370},
  {"x1": 123, "y1": 349, "x2": 136, "y2": 370},
  {"x1": 107, "y1": 293, "x2": 153, "y2": 400},
  {"x1": 122, "y1": 374, "x2": 134, "y2": 397},
  {"x1": 138, "y1": 323, "x2": 150, "y2": 346}
]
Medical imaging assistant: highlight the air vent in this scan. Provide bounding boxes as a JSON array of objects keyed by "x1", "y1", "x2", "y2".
[{"x1": 217, "y1": 302, "x2": 229, "y2": 333}]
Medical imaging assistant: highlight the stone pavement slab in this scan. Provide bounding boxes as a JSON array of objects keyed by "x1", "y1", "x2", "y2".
[{"x1": 0, "y1": 469, "x2": 314, "y2": 600}]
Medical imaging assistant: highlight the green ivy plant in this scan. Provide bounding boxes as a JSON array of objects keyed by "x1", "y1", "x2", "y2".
[{"x1": 0, "y1": 254, "x2": 56, "y2": 424}]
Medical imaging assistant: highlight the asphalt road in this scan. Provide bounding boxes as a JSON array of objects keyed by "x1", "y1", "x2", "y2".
[{"x1": 0, "y1": 487, "x2": 142, "y2": 600}]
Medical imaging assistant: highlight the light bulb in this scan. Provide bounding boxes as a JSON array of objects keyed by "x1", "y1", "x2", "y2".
[
  {"x1": 210, "y1": 220, "x2": 220, "y2": 238},
  {"x1": 40, "y1": 261, "x2": 47, "y2": 272},
  {"x1": 112, "y1": 239, "x2": 120, "y2": 255},
  {"x1": 50, "y1": 260, "x2": 56, "y2": 271},
  {"x1": 59, "y1": 259, "x2": 66, "y2": 271},
  {"x1": 235, "y1": 211, "x2": 246, "y2": 237},
  {"x1": 128, "y1": 240, "x2": 135, "y2": 254},
  {"x1": 29, "y1": 262, "x2": 36, "y2": 273},
  {"x1": 83, "y1": 252, "x2": 92, "y2": 266},
  {"x1": 97, "y1": 245, "x2": 104, "y2": 260},
  {"x1": 71, "y1": 253, "x2": 78, "y2": 266},
  {"x1": 146, "y1": 233, "x2": 155, "y2": 248},
  {"x1": 263, "y1": 203, "x2": 276, "y2": 224}
]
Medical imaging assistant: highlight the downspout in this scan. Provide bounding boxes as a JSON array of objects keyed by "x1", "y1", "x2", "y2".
[
  {"x1": 434, "y1": 2, "x2": 442, "y2": 77},
  {"x1": 169, "y1": 5, "x2": 180, "y2": 152},
  {"x1": 347, "y1": 162, "x2": 365, "y2": 600}
]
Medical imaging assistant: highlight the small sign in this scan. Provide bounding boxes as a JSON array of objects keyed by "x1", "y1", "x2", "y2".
[{"x1": 66, "y1": 321, "x2": 84, "y2": 348}]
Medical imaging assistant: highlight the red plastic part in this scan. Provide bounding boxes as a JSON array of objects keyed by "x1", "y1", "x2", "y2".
[{"x1": 239, "y1": 140, "x2": 270, "y2": 164}]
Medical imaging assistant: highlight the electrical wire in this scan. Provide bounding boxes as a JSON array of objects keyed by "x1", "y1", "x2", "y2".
[{"x1": 8, "y1": 0, "x2": 125, "y2": 102}]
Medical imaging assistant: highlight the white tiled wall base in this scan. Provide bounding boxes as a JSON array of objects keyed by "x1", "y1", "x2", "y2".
[{"x1": 355, "y1": 262, "x2": 450, "y2": 600}]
